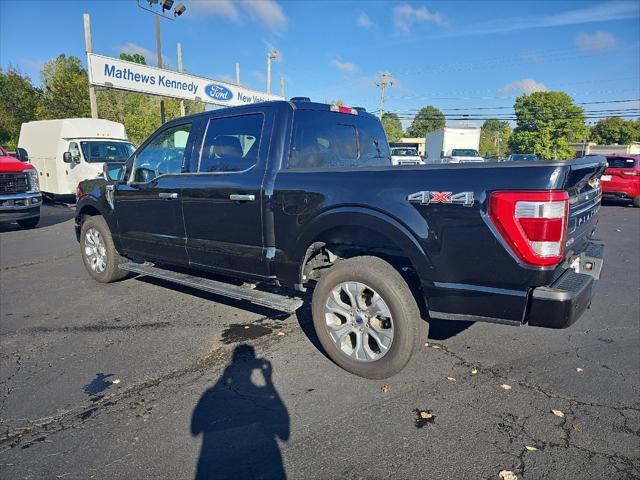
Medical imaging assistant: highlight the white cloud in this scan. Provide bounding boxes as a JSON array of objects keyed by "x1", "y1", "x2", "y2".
[
  {"x1": 189, "y1": 0, "x2": 286, "y2": 31},
  {"x1": 253, "y1": 70, "x2": 266, "y2": 82},
  {"x1": 393, "y1": 4, "x2": 444, "y2": 33},
  {"x1": 331, "y1": 59, "x2": 357, "y2": 73},
  {"x1": 448, "y1": 1, "x2": 638, "y2": 37},
  {"x1": 576, "y1": 31, "x2": 618, "y2": 53},
  {"x1": 357, "y1": 11, "x2": 373, "y2": 28},
  {"x1": 500, "y1": 78, "x2": 547, "y2": 96}
]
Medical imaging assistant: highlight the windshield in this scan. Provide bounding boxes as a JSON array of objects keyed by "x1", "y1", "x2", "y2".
[
  {"x1": 509, "y1": 154, "x2": 539, "y2": 161},
  {"x1": 451, "y1": 149, "x2": 480, "y2": 157},
  {"x1": 80, "y1": 141, "x2": 135, "y2": 163},
  {"x1": 391, "y1": 148, "x2": 419, "y2": 156}
]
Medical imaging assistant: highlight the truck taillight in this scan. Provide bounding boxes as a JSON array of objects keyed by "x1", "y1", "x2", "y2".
[
  {"x1": 488, "y1": 191, "x2": 569, "y2": 267},
  {"x1": 330, "y1": 105, "x2": 358, "y2": 115}
]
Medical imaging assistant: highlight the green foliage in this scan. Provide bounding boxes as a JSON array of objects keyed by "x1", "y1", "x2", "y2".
[
  {"x1": 406, "y1": 105, "x2": 445, "y2": 138},
  {"x1": 0, "y1": 68, "x2": 41, "y2": 149},
  {"x1": 38, "y1": 54, "x2": 91, "y2": 119},
  {"x1": 509, "y1": 91, "x2": 587, "y2": 160},
  {"x1": 381, "y1": 112, "x2": 404, "y2": 142},
  {"x1": 480, "y1": 119, "x2": 511, "y2": 157},
  {"x1": 119, "y1": 53, "x2": 147, "y2": 65},
  {"x1": 590, "y1": 117, "x2": 640, "y2": 145}
]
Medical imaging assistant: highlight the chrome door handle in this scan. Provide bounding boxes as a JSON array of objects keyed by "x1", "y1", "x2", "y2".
[
  {"x1": 229, "y1": 194, "x2": 255, "y2": 201},
  {"x1": 158, "y1": 192, "x2": 178, "y2": 199}
]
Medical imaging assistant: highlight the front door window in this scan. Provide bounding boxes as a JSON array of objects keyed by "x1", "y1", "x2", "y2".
[{"x1": 131, "y1": 123, "x2": 192, "y2": 183}]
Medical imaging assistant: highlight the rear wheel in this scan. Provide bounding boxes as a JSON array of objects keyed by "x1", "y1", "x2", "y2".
[
  {"x1": 17, "y1": 216, "x2": 39, "y2": 229},
  {"x1": 633, "y1": 196, "x2": 640, "y2": 208},
  {"x1": 80, "y1": 216, "x2": 129, "y2": 283},
  {"x1": 311, "y1": 256, "x2": 426, "y2": 379}
]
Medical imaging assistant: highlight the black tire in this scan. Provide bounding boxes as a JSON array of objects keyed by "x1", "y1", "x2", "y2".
[
  {"x1": 633, "y1": 196, "x2": 640, "y2": 208},
  {"x1": 80, "y1": 215, "x2": 129, "y2": 283},
  {"x1": 17, "y1": 216, "x2": 39, "y2": 229},
  {"x1": 311, "y1": 256, "x2": 426, "y2": 379}
]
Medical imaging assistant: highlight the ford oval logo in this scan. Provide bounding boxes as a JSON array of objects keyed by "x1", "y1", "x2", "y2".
[{"x1": 204, "y1": 83, "x2": 233, "y2": 102}]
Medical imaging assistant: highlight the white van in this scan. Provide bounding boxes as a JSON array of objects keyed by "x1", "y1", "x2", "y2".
[
  {"x1": 17, "y1": 119, "x2": 135, "y2": 196},
  {"x1": 425, "y1": 127, "x2": 484, "y2": 164}
]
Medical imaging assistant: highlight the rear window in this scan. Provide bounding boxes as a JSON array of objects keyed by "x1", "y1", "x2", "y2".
[
  {"x1": 288, "y1": 110, "x2": 391, "y2": 169},
  {"x1": 606, "y1": 157, "x2": 636, "y2": 169}
]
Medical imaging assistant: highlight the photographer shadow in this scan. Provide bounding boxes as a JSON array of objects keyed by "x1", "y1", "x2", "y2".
[{"x1": 191, "y1": 344, "x2": 289, "y2": 480}]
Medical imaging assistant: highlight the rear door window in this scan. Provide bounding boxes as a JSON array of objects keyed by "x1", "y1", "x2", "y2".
[
  {"x1": 289, "y1": 110, "x2": 391, "y2": 169},
  {"x1": 198, "y1": 114, "x2": 264, "y2": 173}
]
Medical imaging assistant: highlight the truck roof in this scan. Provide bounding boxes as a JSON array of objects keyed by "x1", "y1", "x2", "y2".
[{"x1": 20, "y1": 118, "x2": 129, "y2": 141}]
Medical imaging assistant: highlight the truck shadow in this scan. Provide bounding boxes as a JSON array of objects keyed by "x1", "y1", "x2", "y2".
[{"x1": 191, "y1": 344, "x2": 289, "y2": 480}]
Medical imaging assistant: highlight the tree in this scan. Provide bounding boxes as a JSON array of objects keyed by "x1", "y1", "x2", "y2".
[
  {"x1": 480, "y1": 119, "x2": 511, "y2": 157},
  {"x1": 119, "y1": 53, "x2": 147, "y2": 65},
  {"x1": 381, "y1": 112, "x2": 403, "y2": 142},
  {"x1": 406, "y1": 105, "x2": 445, "y2": 138},
  {"x1": 38, "y1": 54, "x2": 91, "y2": 119},
  {"x1": 509, "y1": 91, "x2": 587, "y2": 160},
  {"x1": 590, "y1": 117, "x2": 640, "y2": 145},
  {"x1": 0, "y1": 68, "x2": 41, "y2": 149}
]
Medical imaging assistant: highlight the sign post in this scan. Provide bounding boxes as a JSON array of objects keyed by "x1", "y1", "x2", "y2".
[
  {"x1": 87, "y1": 53, "x2": 284, "y2": 107},
  {"x1": 83, "y1": 14, "x2": 98, "y2": 119}
]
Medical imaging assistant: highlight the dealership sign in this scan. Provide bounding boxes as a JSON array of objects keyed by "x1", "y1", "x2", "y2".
[{"x1": 87, "y1": 53, "x2": 283, "y2": 106}]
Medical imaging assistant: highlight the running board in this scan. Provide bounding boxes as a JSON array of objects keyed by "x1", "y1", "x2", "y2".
[{"x1": 119, "y1": 262, "x2": 304, "y2": 313}]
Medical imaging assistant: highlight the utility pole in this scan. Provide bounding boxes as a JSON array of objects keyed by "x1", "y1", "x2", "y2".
[
  {"x1": 375, "y1": 72, "x2": 393, "y2": 119},
  {"x1": 83, "y1": 13, "x2": 98, "y2": 119},
  {"x1": 280, "y1": 76, "x2": 285, "y2": 98},
  {"x1": 236, "y1": 62, "x2": 241, "y2": 85},
  {"x1": 267, "y1": 50, "x2": 278, "y2": 95},
  {"x1": 177, "y1": 42, "x2": 185, "y2": 116},
  {"x1": 155, "y1": 14, "x2": 165, "y2": 123}
]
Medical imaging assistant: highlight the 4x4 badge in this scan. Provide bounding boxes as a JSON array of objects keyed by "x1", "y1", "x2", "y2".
[{"x1": 407, "y1": 191, "x2": 474, "y2": 207}]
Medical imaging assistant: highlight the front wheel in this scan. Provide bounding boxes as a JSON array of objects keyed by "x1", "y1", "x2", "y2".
[
  {"x1": 80, "y1": 215, "x2": 129, "y2": 283},
  {"x1": 633, "y1": 196, "x2": 640, "y2": 208},
  {"x1": 311, "y1": 256, "x2": 426, "y2": 379},
  {"x1": 17, "y1": 216, "x2": 39, "y2": 229}
]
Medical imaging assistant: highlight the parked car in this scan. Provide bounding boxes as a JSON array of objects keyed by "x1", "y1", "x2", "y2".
[
  {"x1": 17, "y1": 118, "x2": 135, "y2": 197},
  {"x1": 0, "y1": 145, "x2": 42, "y2": 228},
  {"x1": 75, "y1": 99, "x2": 606, "y2": 379},
  {"x1": 391, "y1": 147, "x2": 424, "y2": 166},
  {"x1": 507, "y1": 154, "x2": 540, "y2": 162},
  {"x1": 600, "y1": 154, "x2": 640, "y2": 207}
]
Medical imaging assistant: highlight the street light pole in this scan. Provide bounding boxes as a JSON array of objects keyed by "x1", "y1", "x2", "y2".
[
  {"x1": 155, "y1": 13, "x2": 165, "y2": 123},
  {"x1": 267, "y1": 50, "x2": 278, "y2": 96}
]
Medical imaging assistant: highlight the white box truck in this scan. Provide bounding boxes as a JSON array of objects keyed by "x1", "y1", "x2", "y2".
[
  {"x1": 17, "y1": 119, "x2": 135, "y2": 196},
  {"x1": 425, "y1": 127, "x2": 484, "y2": 164}
]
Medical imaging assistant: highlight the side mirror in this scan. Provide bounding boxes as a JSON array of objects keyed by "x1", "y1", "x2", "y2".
[
  {"x1": 63, "y1": 152, "x2": 73, "y2": 163},
  {"x1": 15, "y1": 148, "x2": 29, "y2": 162},
  {"x1": 103, "y1": 162, "x2": 125, "y2": 182}
]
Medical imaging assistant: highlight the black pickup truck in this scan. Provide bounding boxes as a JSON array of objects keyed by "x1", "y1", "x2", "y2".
[{"x1": 75, "y1": 99, "x2": 606, "y2": 378}]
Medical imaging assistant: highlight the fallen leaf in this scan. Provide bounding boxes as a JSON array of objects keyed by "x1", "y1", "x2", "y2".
[
  {"x1": 111, "y1": 379, "x2": 121, "y2": 384},
  {"x1": 471, "y1": 368, "x2": 478, "y2": 375},
  {"x1": 381, "y1": 385, "x2": 390, "y2": 393},
  {"x1": 576, "y1": 367, "x2": 584, "y2": 373},
  {"x1": 431, "y1": 344, "x2": 441, "y2": 350},
  {"x1": 525, "y1": 445, "x2": 538, "y2": 451},
  {"x1": 414, "y1": 409, "x2": 436, "y2": 428},
  {"x1": 551, "y1": 409, "x2": 565, "y2": 418},
  {"x1": 447, "y1": 376, "x2": 456, "y2": 382},
  {"x1": 244, "y1": 325, "x2": 250, "y2": 329},
  {"x1": 499, "y1": 470, "x2": 518, "y2": 480},
  {"x1": 424, "y1": 342, "x2": 430, "y2": 347},
  {"x1": 500, "y1": 384, "x2": 512, "y2": 391},
  {"x1": 276, "y1": 331, "x2": 286, "y2": 336},
  {"x1": 570, "y1": 420, "x2": 583, "y2": 431}
]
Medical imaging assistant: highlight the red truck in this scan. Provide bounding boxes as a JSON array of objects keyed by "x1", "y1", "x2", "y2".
[
  {"x1": 0, "y1": 145, "x2": 42, "y2": 228},
  {"x1": 600, "y1": 154, "x2": 640, "y2": 207}
]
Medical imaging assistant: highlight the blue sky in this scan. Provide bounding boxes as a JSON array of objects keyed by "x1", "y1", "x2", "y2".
[{"x1": 1, "y1": 0, "x2": 639, "y2": 126}]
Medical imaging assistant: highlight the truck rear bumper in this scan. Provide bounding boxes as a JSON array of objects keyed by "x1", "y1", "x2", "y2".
[
  {"x1": 0, "y1": 193, "x2": 42, "y2": 223},
  {"x1": 527, "y1": 242, "x2": 604, "y2": 329}
]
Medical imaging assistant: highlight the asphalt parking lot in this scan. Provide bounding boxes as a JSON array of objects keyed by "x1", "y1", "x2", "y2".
[{"x1": 0, "y1": 200, "x2": 638, "y2": 479}]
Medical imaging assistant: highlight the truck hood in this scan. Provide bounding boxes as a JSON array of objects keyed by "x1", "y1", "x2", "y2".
[{"x1": 0, "y1": 154, "x2": 35, "y2": 172}]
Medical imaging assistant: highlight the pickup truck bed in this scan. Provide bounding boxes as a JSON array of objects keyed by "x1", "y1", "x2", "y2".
[{"x1": 75, "y1": 100, "x2": 606, "y2": 378}]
